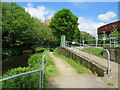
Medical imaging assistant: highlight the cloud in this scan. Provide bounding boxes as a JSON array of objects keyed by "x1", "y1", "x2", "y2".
[
  {"x1": 24, "y1": 3, "x2": 55, "y2": 22},
  {"x1": 78, "y1": 17, "x2": 105, "y2": 37},
  {"x1": 98, "y1": 11, "x2": 116, "y2": 22}
]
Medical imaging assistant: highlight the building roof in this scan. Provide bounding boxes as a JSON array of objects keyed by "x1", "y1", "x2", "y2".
[
  {"x1": 44, "y1": 19, "x2": 51, "y2": 24},
  {"x1": 97, "y1": 21, "x2": 120, "y2": 35}
]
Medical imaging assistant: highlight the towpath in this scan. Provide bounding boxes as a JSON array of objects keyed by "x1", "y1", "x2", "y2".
[{"x1": 48, "y1": 52, "x2": 110, "y2": 88}]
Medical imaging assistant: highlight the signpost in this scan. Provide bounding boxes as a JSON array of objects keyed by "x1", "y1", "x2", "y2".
[{"x1": 60, "y1": 35, "x2": 66, "y2": 47}]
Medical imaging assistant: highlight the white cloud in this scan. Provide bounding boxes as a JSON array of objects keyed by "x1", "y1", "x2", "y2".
[
  {"x1": 98, "y1": 11, "x2": 116, "y2": 22},
  {"x1": 24, "y1": 3, "x2": 55, "y2": 22},
  {"x1": 78, "y1": 17, "x2": 105, "y2": 37}
]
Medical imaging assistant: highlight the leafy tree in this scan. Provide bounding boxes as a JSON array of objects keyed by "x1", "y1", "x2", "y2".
[
  {"x1": 32, "y1": 18, "x2": 57, "y2": 44},
  {"x1": 80, "y1": 31, "x2": 95, "y2": 44},
  {"x1": 2, "y1": 2, "x2": 34, "y2": 47},
  {"x1": 110, "y1": 28, "x2": 119, "y2": 40},
  {"x1": 50, "y1": 8, "x2": 80, "y2": 42},
  {"x1": 2, "y1": 2, "x2": 57, "y2": 57}
]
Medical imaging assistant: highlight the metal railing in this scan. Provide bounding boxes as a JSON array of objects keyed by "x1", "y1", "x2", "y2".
[
  {"x1": 69, "y1": 44, "x2": 111, "y2": 75},
  {"x1": 83, "y1": 37, "x2": 120, "y2": 47},
  {"x1": 0, "y1": 50, "x2": 49, "y2": 89}
]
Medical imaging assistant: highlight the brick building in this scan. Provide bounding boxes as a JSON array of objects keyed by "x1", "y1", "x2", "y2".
[{"x1": 97, "y1": 21, "x2": 120, "y2": 37}]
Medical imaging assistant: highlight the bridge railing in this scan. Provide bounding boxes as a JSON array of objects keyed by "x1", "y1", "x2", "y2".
[
  {"x1": 0, "y1": 50, "x2": 49, "y2": 89},
  {"x1": 69, "y1": 44, "x2": 111, "y2": 75}
]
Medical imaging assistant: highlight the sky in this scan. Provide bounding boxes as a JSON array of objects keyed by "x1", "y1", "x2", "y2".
[{"x1": 14, "y1": 2, "x2": 118, "y2": 38}]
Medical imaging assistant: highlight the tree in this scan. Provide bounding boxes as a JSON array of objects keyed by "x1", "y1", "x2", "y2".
[
  {"x1": 110, "y1": 28, "x2": 119, "y2": 40},
  {"x1": 2, "y1": 2, "x2": 34, "y2": 47},
  {"x1": 32, "y1": 18, "x2": 57, "y2": 44},
  {"x1": 50, "y1": 8, "x2": 80, "y2": 42},
  {"x1": 80, "y1": 31, "x2": 95, "y2": 44}
]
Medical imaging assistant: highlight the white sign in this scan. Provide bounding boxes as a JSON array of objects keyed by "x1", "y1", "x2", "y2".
[{"x1": 72, "y1": 42, "x2": 75, "y2": 44}]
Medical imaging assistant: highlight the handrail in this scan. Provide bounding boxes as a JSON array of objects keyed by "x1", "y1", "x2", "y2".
[
  {"x1": 71, "y1": 44, "x2": 111, "y2": 75},
  {"x1": 83, "y1": 44, "x2": 110, "y2": 75},
  {"x1": 0, "y1": 50, "x2": 49, "y2": 88},
  {"x1": 0, "y1": 67, "x2": 44, "y2": 82}
]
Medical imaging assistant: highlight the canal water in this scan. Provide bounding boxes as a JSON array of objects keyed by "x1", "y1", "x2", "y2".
[{"x1": 2, "y1": 49, "x2": 34, "y2": 74}]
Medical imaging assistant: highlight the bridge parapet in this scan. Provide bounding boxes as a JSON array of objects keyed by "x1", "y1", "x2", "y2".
[{"x1": 57, "y1": 47, "x2": 107, "y2": 76}]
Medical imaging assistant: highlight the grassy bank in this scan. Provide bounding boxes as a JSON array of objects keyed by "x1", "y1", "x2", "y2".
[
  {"x1": 53, "y1": 48, "x2": 91, "y2": 74},
  {"x1": 82, "y1": 48, "x2": 103, "y2": 57},
  {"x1": 2, "y1": 50, "x2": 57, "y2": 88}
]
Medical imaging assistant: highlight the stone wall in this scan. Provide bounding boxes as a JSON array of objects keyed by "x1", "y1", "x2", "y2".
[
  {"x1": 103, "y1": 47, "x2": 120, "y2": 64},
  {"x1": 57, "y1": 47, "x2": 107, "y2": 77}
]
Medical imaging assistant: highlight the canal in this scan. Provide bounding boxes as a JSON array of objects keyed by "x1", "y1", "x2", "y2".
[{"x1": 2, "y1": 49, "x2": 34, "y2": 74}]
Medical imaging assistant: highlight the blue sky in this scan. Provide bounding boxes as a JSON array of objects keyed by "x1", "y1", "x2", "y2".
[{"x1": 15, "y1": 2, "x2": 118, "y2": 37}]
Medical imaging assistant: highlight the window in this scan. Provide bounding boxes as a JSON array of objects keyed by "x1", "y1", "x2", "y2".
[
  {"x1": 105, "y1": 26, "x2": 107, "y2": 29},
  {"x1": 109, "y1": 25, "x2": 111, "y2": 28},
  {"x1": 113, "y1": 24, "x2": 115, "y2": 27}
]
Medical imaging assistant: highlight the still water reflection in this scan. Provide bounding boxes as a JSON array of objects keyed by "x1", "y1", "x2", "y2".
[{"x1": 2, "y1": 54, "x2": 31, "y2": 74}]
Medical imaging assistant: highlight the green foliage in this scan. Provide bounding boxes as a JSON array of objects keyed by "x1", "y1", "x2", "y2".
[
  {"x1": 2, "y1": 50, "x2": 57, "y2": 88},
  {"x1": 2, "y1": 2, "x2": 56, "y2": 47},
  {"x1": 2, "y1": 2, "x2": 57, "y2": 58},
  {"x1": 53, "y1": 48, "x2": 90, "y2": 74},
  {"x1": 82, "y1": 48, "x2": 103, "y2": 57},
  {"x1": 44, "y1": 54, "x2": 58, "y2": 88},
  {"x1": 110, "y1": 28, "x2": 119, "y2": 40},
  {"x1": 80, "y1": 31, "x2": 95, "y2": 44},
  {"x1": 50, "y1": 8, "x2": 80, "y2": 42},
  {"x1": 2, "y1": 2, "x2": 35, "y2": 47},
  {"x1": 32, "y1": 46, "x2": 55, "y2": 52},
  {"x1": 32, "y1": 18, "x2": 56, "y2": 44},
  {"x1": 2, "y1": 48, "x2": 23, "y2": 58},
  {"x1": 2, "y1": 53, "x2": 43, "y2": 88},
  {"x1": 107, "y1": 82, "x2": 115, "y2": 88},
  {"x1": 2, "y1": 67, "x2": 39, "y2": 88}
]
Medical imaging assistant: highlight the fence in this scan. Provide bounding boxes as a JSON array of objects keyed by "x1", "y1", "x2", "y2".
[
  {"x1": 83, "y1": 34, "x2": 120, "y2": 47},
  {"x1": 0, "y1": 50, "x2": 49, "y2": 89}
]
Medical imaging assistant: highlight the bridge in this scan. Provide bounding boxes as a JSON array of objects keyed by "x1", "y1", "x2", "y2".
[{"x1": 57, "y1": 45, "x2": 119, "y2": 87}]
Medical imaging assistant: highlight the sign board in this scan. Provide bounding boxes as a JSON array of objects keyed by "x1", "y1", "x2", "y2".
[{"x1": 60, "y1": 35, "x2": 66, "y2": 47}]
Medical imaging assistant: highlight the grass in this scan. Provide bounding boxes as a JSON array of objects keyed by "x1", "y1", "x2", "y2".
[
  {"x1": 43, "y1": 52, "x2": 58, "y2": 88},
  {"x1": 107, "y1": 82, "x2": 115, "y2": 87},
  {"x1": 53, "y1": 48, "x2": 91, "y2": 74},
  {"x1": 82, "y1": 48, "x2": 103, "y2": 57}
]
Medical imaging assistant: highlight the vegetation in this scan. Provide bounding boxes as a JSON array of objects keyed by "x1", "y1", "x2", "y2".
[
  {"x1": 98, "y1": 28, "x2": 120, "y2": 47},
  {"x1": 107, "y1": 82, "x2": 115, "y2": 87},
  {"x1": 110, "y1": 28, "x2": 119, "y2": 39},
  {"x1": 32, "y1": 46, "x2": 55, "y2": 52},
  {"x1": 53, "y1": 48, "x2": 90, "y2": 74},
  {"x1": 2, "y1": 2, "x2": 34, "y2": 47},
  {"x1": 2, "y1": 51, "x2": 57, "y2": 88},
  {"x1": 50, "y1": 8, "x2": 80, "y2": 42},
  {"x1": 80, "y1": 31, "x2": 95, "y2": 44},
  {"x1": 2, "y1": 2, "x2": 56, "y2": 57},
  {"x1": 32, "y1": 18, "x2": 56, "y2": 44},
  {"x1": 82, "y1": 48, "x2": 103, "y2": 57}
]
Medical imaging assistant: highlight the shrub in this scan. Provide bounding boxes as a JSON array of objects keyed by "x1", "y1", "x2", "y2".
[{"x1": 2, "y1": 50, "x2": 57, "y2": 88}]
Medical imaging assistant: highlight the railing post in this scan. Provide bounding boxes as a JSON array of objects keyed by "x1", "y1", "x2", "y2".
[
  {"x1": 105, "y1": 49, "x2": 110, "y2": 75},
  {"x1": 89, "y1": 46, "x2": 92, "y2": 60},
  {"x1": 39, "y1": 71, "x2": 42, "y2": 89}
]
